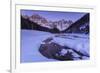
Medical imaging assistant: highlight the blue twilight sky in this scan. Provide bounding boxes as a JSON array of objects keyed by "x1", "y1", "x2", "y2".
[{"x1": 21, "y1": 9, "x2": 88, "y2": 22}]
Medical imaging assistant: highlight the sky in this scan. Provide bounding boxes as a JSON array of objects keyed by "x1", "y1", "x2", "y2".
[{"x1": 21, "y1": 9, "x2": 88, "y2": 22}]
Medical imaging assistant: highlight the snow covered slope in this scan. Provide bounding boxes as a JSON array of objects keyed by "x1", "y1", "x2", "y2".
[
  {"x1": 21, "y1": 30, "x2": 89, "y2": 63},
  {"x1": 21, "y1": 30, "x2": 56, "y2": 63}
]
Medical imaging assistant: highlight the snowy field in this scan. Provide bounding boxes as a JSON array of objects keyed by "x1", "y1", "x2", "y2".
[{"x1": 21, "y1": 30, "x2": 89, "y2": 63}]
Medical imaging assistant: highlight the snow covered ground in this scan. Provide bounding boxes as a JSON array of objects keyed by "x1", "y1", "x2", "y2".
[{"x1": 21, "y1": 29, "x2": 89, "y2": 63}]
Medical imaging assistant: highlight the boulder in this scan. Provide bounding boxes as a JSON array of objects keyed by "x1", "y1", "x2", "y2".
[
  {"x1": 39, "y1": 42, "x2": 74, "y2": 61},
  {"x1": 39, "y1": 42, "x2": 62, "y2": 59}
]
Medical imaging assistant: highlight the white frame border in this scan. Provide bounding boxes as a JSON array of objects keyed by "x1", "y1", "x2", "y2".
[{"x1": 11, "y1": 4, "x2": 96, "y2": 73}]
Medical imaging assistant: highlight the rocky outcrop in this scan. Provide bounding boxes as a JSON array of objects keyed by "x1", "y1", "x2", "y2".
[
  {"x1": 39, "y1": 42, "x2": 62, "y2": 59},
  {"x1": 39, "y1": 41, "x2": 76, "y2": 60},
  {"x1": 39, "y1": 37, "x2": 89, "y2": 61}
]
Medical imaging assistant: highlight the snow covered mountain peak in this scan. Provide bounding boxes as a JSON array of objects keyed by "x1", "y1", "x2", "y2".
[{"x1": 21, "y1": 14, "x2": 73, "y2": 31}]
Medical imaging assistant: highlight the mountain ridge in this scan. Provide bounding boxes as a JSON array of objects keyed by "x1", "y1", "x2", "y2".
[
  {"x1": 21, "y1": 13, "x2": 89, "y2": 34},
  {"x1": 22, "y1": 14, "x2": 73, "y2": 31}
]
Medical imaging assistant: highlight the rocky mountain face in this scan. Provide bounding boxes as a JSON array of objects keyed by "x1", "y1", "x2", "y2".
[
  {"x1": 21, "y1": 13, "x2": 89, "y2": 34},
  {"x1": 22, "y1": 14, "x2": 73, "y2": 31},
  {"x1": 21, "y1": 15, "x2": 60, "y2": 33}
]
